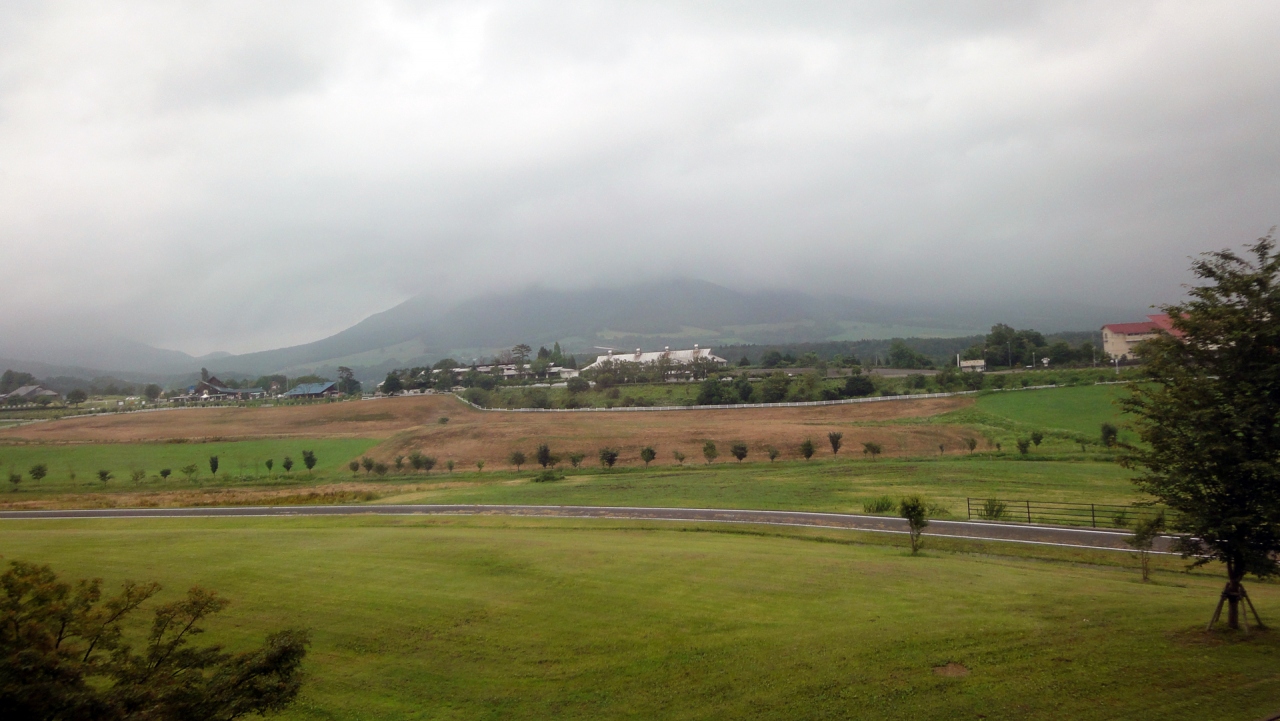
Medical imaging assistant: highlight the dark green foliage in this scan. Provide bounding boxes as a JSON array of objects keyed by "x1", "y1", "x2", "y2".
[
  {"x1": 373, "y1": 462, "x2": 389, "y2": 476},
  {"x1": 640, "y1": 446, "x2": 657, "y2": 466},
  {"x1": 28, "y1": 464, "x2": 46, "y2": 482},
  {"x1": 1029, "y1": 431, "x2": 1044, "y2": 447},
  {"x1": 533, "y1": 469, "x2": 562, "y2": 483},
  {"x1": 509, "y1": 450, "x2": 526, "y2": 470},
  {"x1": 702, "y1": 441, "x2": 718, "y2": 465},
  {"x1": 536, "y1": 444, "x2": 557, "y2": 468},
  {"x1": 209, "y1": 455, "x2": 219, "y2": 475},
  {"x1": 282, "y1": 457, "x2": 293, "y2": 473},
  {"x1": 800, "y1": 439, "x2": 815, "y2": 460},
  {"x1": 900, "y1": 495, "x2": 930, "y2": 554},
  {"x1": 360, "y1": 457, "x2": 373, "y2": 473},
  {"x1": 0, "y1": 369, "x2": 36, "y2": 394},
  {"x1": 672, "y1": 450, "x2": 686, "y2": 465},
  {"x1": 863, "y1": 496, "x2": 894, "y2": 514},
  {"x1": 827, "y1": 432, "x2": 843, "y2": 455},
  {"x1": 302, "y1": 450, "x2": 317, "y2": 471},
  {"x1": 394, "y1": 455, "x2": 405, "y2": 471},
  {"x1": 349, "y1": 460, "x2": 360, "y2": 474},
  {"x1": 568, "y1": 452, "x2": 585, "y2": 468},
  {"x1": 598, "y1": 448, "x2": 619, "y2": 469},
  {"x1": 381, "y1": 373, "x2": 403, "y2": 395},
  {"x1": 1100, "y1": 422, "x2": 1118, "y2": 447},
  {"x1": 1121, "y1": 235, "x2": 1280, "y2": 629},
  {"x1": 159, "y1": 468, "x2": 171, "y2": 480},
  {"x1": 0, "y1": 560, "x2": 309, "y2": 720},
  {"x1": 1016, "y1": 438, "x2": 1031, "y2": 455},
  {"x1": 7, "y1": 472, "x2": 19, "y2": 489},
  {"x1": 338, "y1": 366, "x2": 361, "y2": 395},
  {"x1": 964, "y1": 438, "x2": 978, "y2": 453},
  {"x1": 265, "y1": 459, "x2": 274, "y2": 473},
  {"x1": 566, "y1": 376, "x2": 590, "y2": 394},
  {"x1": 696, "y1": 378, "x2": 735, "y2": 405},
  {"x1": 767, "y1": 447, "x2": 779, "y2": 462},
  {"x1": 761, "y1": 372, "x2": 791, "y2": 403},
  {"x1": 180, "y1": 464, "x2": 198, "y2": 482},
  {"x1": 738, "y1": 356, "x2": 750, "y2": 367},
  {"x1": 97, "y1": 470, "x2": 112, "y2": 484},
  {"x1": 888, "y1": 340, "x2": 934, "y2": 369},
  {"x1": 843, "y1": 375, "x2": 875, "y2": 398},
  {"x1": 66, "y1": 389, "x2": 88, "y2": 406},
  {"x1": 861, "y1": 442, "x2": 881, "y2": 460},
  {"x1": 733, "y1": 374, "x2": 754, "y2": 403},
  {"x1": 730, "y1": 443, "x2": 748, "y2": 462}
]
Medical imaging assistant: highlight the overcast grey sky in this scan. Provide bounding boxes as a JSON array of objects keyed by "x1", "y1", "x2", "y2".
[{"x1": 3, "y1": 1, "x2": 1278, "y2": 355}]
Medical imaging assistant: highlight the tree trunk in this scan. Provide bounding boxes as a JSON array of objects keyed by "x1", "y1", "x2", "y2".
[{"x1": 1225, "y1": 565, "x2": 1246, "y2": 631}]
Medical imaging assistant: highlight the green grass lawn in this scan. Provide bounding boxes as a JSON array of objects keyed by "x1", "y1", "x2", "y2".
[
  {"x1": 974, "y1": 384, "x2": 1128, "y2": 438},
  {"x1": 1, "y1": 516, "x2": 1276, "y2": 720},
  {"x1": 0, "y1": 438, "x2": 379, "y2": 491}
]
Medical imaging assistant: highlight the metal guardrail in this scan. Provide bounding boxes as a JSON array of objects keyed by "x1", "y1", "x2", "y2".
[{"x1": 966, "y1": 498, "x2": 1166, "y2": 529}]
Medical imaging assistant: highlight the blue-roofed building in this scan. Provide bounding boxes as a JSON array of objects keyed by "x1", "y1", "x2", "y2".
[{"x1": 283, "y1": 381, "x2": 339, "y2": 398}]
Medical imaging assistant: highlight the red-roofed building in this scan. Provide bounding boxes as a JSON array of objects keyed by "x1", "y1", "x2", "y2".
[{"x1": 1101, "y1": 314, "x2": 1174, "y2": 361}]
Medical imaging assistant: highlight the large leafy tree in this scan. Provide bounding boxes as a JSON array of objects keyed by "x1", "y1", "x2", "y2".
[
  {"x1": 0, "y1": 560, "x2": 309, "y2": 719},
  {"x1": 1121, "y1": 234, "x2": 1280, "y2": 631}
]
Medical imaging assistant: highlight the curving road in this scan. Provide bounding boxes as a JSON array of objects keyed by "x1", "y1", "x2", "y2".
[{"x1": 0, "y1": 503, "x2": 1176, "y2": 553}]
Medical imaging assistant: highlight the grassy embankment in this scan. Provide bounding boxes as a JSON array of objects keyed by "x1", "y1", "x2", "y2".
[{"x1": 0, "y1": 516, "x2": 1276, "y2": 720}]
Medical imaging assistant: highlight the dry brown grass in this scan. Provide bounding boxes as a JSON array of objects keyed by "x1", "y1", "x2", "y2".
[{"x1": 0, "y1": 393, "x2": 977, "y2": 468}]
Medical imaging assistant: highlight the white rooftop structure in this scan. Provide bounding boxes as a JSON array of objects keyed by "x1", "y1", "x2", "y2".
[{"x1": 582, "y1": 345, "x2": 727, "y2": 371}]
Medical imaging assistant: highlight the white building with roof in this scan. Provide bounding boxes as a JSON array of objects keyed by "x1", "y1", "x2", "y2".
[{"x1": 582, "y1": 345, "x2": 727, "y2": 372}]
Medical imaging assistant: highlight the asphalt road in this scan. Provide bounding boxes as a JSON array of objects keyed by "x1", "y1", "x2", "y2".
[{"x1": 0, "y1": 504, "x2": 1174, "y2": 553}]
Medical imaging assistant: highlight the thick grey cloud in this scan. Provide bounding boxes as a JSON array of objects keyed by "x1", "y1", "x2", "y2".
[{"x1": 2, "y1": 0, "x2": 1278, "y2": 354}]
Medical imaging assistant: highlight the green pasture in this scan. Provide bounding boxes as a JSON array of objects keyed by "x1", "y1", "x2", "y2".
[
  {"x1": 376, "y1": 457, "x2": 1144, "y2": 514},
  {"x1": 975, "y1": 384, "x2": 1129, "y2": 438},
  {"x1": 1, "y1": 516, "x2": 1276, "y2": 720},
  {"x1": 0, "y1": 438, "x2": 379, "y2": 491}
]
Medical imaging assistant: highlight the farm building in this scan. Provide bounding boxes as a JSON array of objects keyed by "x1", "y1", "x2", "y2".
[
  {"x1": 958, "y1": 359, "x2": 986, "y2": 373},
  {"x1": 582, "y1": 345, "x2": 727, "y2": 373},
  {"x1": 1101, "y1": 314, "x2": 1175, "y2": 361},
  {"x1": 185, "y1": 376, "x2": 266, "y2": 400},
  {"x1": 283, "y1": 381, "x2": 340, "y2": 398},
  {"x1": 3, "y1": 385, "x2": 60, "y2": 402}
]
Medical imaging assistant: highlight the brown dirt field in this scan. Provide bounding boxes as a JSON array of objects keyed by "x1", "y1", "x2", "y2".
[{"x1": 0, "y1": 394, "x2": 978, "y2": 466}]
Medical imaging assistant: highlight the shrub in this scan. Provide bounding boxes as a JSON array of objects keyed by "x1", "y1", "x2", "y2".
[
  {"x1": 767, "y1": 447, "x2": 780, "y2": 462},
  {"x1": 599, "y1": 448, "x2": 620, "y2": 469},
  {"x1": 8, "y1": 472, "x2": 20, "y2": 489},
  {"x1": 977, "y1": 499, "x2": 1007, "y2": 520},
  {"x1": 568, "y1": 452, "x2": 585, "y2": 468},
  {"x1": 640, "y1": 446, "x2": 657, "y2": 466},
  {"x1": 533, "y1": 469, "x2": 562, "y2": 483},
  {"x1": 394, "y1": 455, "x2": 405, "y2": 471},
  {"x1": 208, "y1": 456, "x2": 219, "y2": 475},
  {"x1": 1016, "y1": 438, "x2": 1031, "y2": 455},
  {"x1": 302, "y1": 450, "x2": 317, "y2": 470},
  {"x1": 130, "y1": 469, "x2": 145, "y2": 484},
  {"x1": 361, "y1": 457, "x2": 374, "y2": 473},
  {"x1": 476, "y1": 460, "x2": 485, "y2": 472},
  {"x1": 446, "y1": 460, "x2": 454, "y2": 473},
  {"x1": 180, "y1": 464, "x2": 198, "y2": 482},
  {"x1": 265, "y1": 459, "x2": 274, "y2": 473},
  {"x1": 900, "y1": 495, "x2": 929, "y2": 554},
  {"x1": 348, "y1": 460, "x2": 360, "y2": 474},
  {"x1": 373, "y1": 462, "x2": 389, "y2": 476},
  {"x1": 1100, "y1": 422, "x2": 1119, "y2": 447},
  {"x1": 408, "y1": 451, "x2": 424, "y2": 470},
  {"x1": 28, "y1": 464, "x2": 47, "y2": 482},
  {"x1": 861, "y1": 441, "x2": 881, "y2": 460},
  {"x1": 97, "y1": 470, "x2": 113, "y2": 484},
  {"x1": 964, "y1": 438, "x2": 978, "y2": 452},
  {"x1": 509, "y1": 450, "x2": 526, "y2": 471},
  {"x1": 730, "y1": 442, "x2": 748, "y2": 462},
  {"x1": 566, "y1": 376, "x2": 590, "y2": 394},
  {"x1": 536, "y1": 444, "x2": 555, "y2": 468},
  {"x1": 438, "y1": 417, "x2": 449, "y2": 424},
  {"x1": 863, "y1": 496, "x2": 894, "y2": 514},
  {"x1": 672, "y1": 450, "x2": 686, "y2": 465},
  {"x1": 1030, "y1": 431, "x2": 1044, "y2": 447},
  {"x1": 800, "y1": 439, "x2": 815, "y2": 460},
  {"x1": 283, "y1": 457, "x2": 294, "y2": 472},
  {"x1": 702, "y1": 441, "x2": 718, "y2": 464},
  {"x1": 827, "y1": 432, "x2": 843, "y2": 455},
  {"x1": 159, "y1": 468, "x2": 171, "y2": 480}
]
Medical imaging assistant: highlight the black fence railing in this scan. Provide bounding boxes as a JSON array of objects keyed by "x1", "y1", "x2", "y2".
[{"x1": 965, "y1": 498, "x2": 1167, "y2": 530}]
